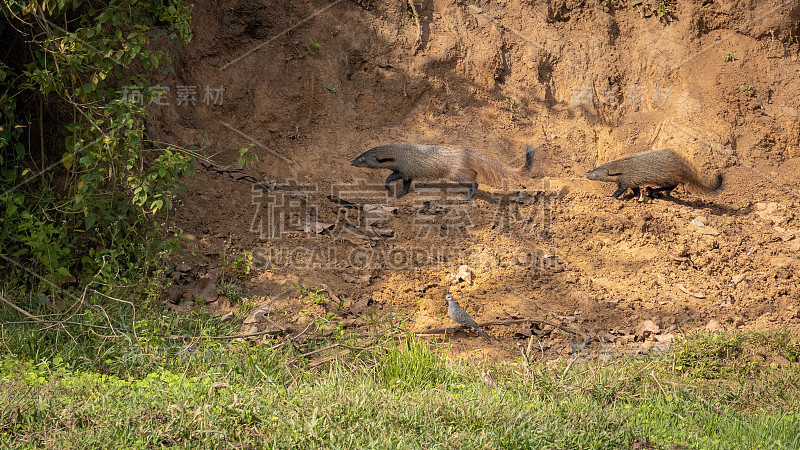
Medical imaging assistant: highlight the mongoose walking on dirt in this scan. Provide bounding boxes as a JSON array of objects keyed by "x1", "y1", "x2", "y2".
[
  {"x1": 445, "y1": 294, "x2": 491, "y2": 341},
  {"x1": 350, "y1": 143, "x2": 535, "y2": 200},
  {"x1": 586, "y1": 149, "x2": 724, "y2": 200}
]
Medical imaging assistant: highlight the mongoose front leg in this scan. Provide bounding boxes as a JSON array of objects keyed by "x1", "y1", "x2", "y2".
[
  {"x1": 396, "y1": 178, "x2": 412, "y2": 199},
  {"x1": 457, "y1": 182, "x2": 479, "y2": 200},
  {"x1": 609, "y1": 185, "x2": 627, "y2": 199},
  {"x1": 384, "y1": 171, "x2": 403, "y2": 193}
]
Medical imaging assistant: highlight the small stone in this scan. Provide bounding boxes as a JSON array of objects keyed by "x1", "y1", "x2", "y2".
[
  {"x1": 705, "y1": 319, "x2": 723, "y2": 332},
  {"x1": 690, "y1": 218, "x2": 705, "y2": 227}
]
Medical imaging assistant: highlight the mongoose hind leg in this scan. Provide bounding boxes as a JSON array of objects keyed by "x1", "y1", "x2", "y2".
[
  {"x1": 649, "y1": 185, "x2": 678, "y2": 197},
  {"x1": 457, "y1": 181, "x2": 478, "y2": 201}
]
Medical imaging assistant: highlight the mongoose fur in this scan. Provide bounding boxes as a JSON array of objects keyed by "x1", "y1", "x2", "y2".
[
  {"x1": 351, "y1": 143, "x2": 535, "y2": 200},
  {"x1": 586, "y1": 149, "x2": 724, "y2": 200},
  {"x1": 445, "y1": 294, "x2": 491, "y2": 341}
]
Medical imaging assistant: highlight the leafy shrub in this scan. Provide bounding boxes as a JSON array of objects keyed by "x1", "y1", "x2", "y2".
[{"x1": 0, "y1": 1, "x2": 193, "y2": 289}]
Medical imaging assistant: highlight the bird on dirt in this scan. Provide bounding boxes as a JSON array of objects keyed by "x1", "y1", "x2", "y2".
[{"x1": 445, "y1": 294, "x2": 491, "y2": 341}]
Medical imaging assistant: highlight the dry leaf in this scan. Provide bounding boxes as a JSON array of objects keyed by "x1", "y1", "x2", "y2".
[
  {"x1": 596, "y1": 330, "x2": 615, "y2": 343},
  {"x1": 634, "y1": 320, "x2": 661, "y2": 341},
  {"x1": 451, "y1": 264, "x2": 473, "y2": 285},
  {"x1": 730, "y1": 273, "x2": 747, "y2": 286},
  {"x1": 365, "y1": 226, "x2": 394, "y2": 238},
  {"x1": 243, "y1": 303, "x2": 271, "y2": 324},
  {"x1": 676, "y1": 283, "x2": 705, "y2": 299},
  {"x1": 340, "y1": 318, "x2": 364, "y2": 328},
  {"x1": 304, "y1": 221, "x2": 333, "y2": 234},
  {"x1": 515, "y1": 322, "x2": 533, "y2": 338},
  {"x1": 187, "y1": 268, "x2": 222, "y2": 302},
  {"x1": 208, "y1": 382, "x2": 229, "y2": 397},
  {"x1": 617, "y1": 334, "x2": 635, "y2": 345},
  {"x1": 654, "y1": 333, "x2": 675, "y2": 344},
  {"x1": 349, "y1": 295, "x2": 373, "y2": 315}
]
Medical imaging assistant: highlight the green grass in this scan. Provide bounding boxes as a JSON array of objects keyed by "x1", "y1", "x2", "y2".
[
  {"x1": 1, "y1": 330, "x2": 800, "y2": 448},
  {"x1": 1, "y1": 291, "x2": 799, "y2": 448}
]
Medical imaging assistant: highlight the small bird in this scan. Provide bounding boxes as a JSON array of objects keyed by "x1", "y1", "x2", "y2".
[{"x1": 445, "y1": 294, "x2": 491, "y2": 341}]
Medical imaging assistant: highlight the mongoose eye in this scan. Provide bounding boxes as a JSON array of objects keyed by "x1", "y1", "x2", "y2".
[{"x1": 376, "y1": 156, "x2": 394, "y2": 163}]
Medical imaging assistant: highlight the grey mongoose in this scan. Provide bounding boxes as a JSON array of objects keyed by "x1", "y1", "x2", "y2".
[
  {"x1": 445, "y1": 294, "x2": 491, "y2": 341},
  {"x1": 350, "y1": 143, "x2": 535, "y2": 200},
  {"x1": 586, "y1": 148, "x2": 724, "y2": 199}
]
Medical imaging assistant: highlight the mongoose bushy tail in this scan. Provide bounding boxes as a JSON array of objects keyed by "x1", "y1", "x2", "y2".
[
  {"x1": 586, "y1": 149, "x2": 724, "y2": 199},
  {"x1": 350, "y1": 143, "x2": 535, "y2": 200}
]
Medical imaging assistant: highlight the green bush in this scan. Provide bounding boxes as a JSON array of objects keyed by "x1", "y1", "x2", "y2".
[{"x1": 0, "y1": 1, "x2": 193, "y2": 289}]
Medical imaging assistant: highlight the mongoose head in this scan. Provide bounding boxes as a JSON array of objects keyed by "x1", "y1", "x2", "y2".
[
  {"x1": 586, "y1": 164, "x2": 620, "y2": 182},
  {"x1": 351, "y1": 147, "x2": 395, "y2": 169}
]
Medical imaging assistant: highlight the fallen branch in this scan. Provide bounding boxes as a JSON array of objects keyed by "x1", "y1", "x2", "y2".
[
  {"x1": 0, "y1": 292, "x2": 42, "y2": 322},
  {"x1": 156, "y1": 327, "x2": 290, "y2": 341},
  {"x1": 1, "y1": 320, "x2": 110, "y2": 330},
  {"x1": 513, "y1": 291, "x2": 588, "y2": 339},
  {"x1": 307, "y1": 349, "x2": 351, "y2": 368},
  {"x1": 562, "y1": 353, "x2": 580, "y2": 378},
  {"x1": 416, "y1": 318, "x2": 580, "y2": 336}
]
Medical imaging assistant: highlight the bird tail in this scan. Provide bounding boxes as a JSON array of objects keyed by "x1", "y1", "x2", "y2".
[{"x1": 477, "y1": 329, "x2": 491, "y2": 341}]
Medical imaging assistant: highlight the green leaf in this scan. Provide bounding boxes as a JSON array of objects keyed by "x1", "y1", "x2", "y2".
[
  {"x1": 62, "y1": 152, "x2": 74, "y2": 170},
  {"x1": 98, "y1": 10, "x2": 111, "y2": 24},
  {"x1": 65, "y1": 123, "x2": 84, "y2": 133},
  {"x1": 85, "y1": 212, "x2": 96, "y2": 229},
  {"x1": 53, "y1": 267, "x2": 72, "y2": 283}
]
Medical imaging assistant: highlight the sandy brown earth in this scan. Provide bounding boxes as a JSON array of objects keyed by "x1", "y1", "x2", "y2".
[{"x1": 149, "y1": 0, "x2": 800, "y2": 360}]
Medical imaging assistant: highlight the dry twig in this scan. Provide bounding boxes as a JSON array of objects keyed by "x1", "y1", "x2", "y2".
[
  {"x1": 0, "y1": 292, "x2": 42, "y2": 322},
  {"x1": 416, "y1": 318, "x2": 580, "y2": 336},
  {"x1": 156, "y1": 327, "x2": 290, "y2": 341}
]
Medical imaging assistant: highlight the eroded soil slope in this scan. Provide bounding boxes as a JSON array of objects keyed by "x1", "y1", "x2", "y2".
[{"x1": 149, "y1": 0, "x2": 800, "y2": 359}]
